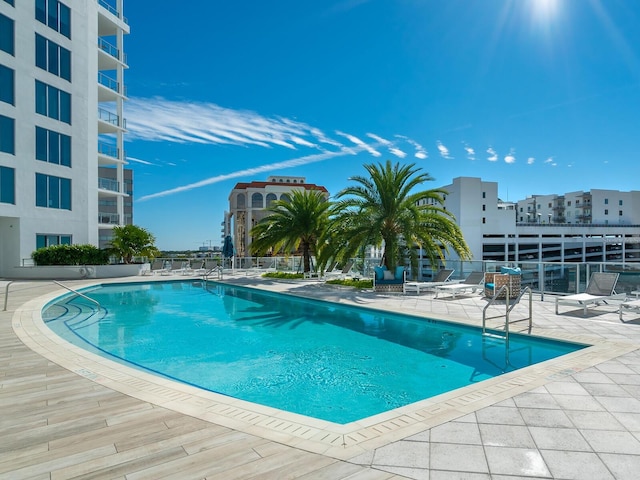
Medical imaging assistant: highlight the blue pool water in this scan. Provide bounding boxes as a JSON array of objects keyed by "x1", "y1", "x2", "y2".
[{"x1": 42, "y1": 280, "x2": 586, "y2": 424}]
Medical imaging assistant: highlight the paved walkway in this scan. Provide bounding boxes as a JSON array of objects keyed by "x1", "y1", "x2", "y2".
[{"x1": 2, "y1": 275, "x2": 640, "y2": 479}]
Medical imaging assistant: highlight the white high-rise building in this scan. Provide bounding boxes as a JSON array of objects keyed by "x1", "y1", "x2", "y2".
[
  {"x1": 0, "y1": 0, "x2": 130, "y2": 276},
  {"x1": 431, "y1": 177, "x2": 640, "y2": 267}
]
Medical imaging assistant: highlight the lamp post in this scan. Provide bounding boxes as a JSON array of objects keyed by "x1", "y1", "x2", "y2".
[
  {"x1": 548, "y1": 214, "x2": 552, "y2": 224},
  {"x1": 537, "y1": 213, "x2": 541, "y2": 224}
]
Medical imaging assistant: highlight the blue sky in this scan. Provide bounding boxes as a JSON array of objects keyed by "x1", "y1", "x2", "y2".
[{"x1": 122, "y1": 0, "x2": 640, "y2": 251}]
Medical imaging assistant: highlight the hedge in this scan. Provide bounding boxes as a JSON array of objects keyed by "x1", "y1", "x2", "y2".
[{"x1": 32, "y1": 244, "x2": 110, "y2": 266}]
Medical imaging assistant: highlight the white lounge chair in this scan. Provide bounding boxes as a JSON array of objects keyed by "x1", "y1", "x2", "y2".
[
  {"x1": 555, "y1": 272, "x2": 624, "y2": 316},
  {"x1": 619, "y1": 298, "x2": 640, "y2": 321},
  {"x1": 434, "y1": 271, "x2": 485, "y2": 299},
  {"x1": 404, "y1": 269, "x2": 455, "y2": 295}
]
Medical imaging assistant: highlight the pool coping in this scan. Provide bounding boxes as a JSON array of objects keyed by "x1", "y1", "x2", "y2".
[{"x1": 11, "y1": 277, "x2": 639, "y2": 461}]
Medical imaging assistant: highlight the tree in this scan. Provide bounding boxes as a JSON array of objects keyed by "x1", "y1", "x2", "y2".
[
  {"x1": 325, "y1": 160, "x2": 471, "y2": 277},
  {"x1": 250, "y1": 189, "x2": 330, "y2": 273},
  {"x1": 109, "y1": 225, "x2": 160, "y2": 264}
]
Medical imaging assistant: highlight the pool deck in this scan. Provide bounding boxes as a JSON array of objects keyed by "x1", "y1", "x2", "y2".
[{"x1": 2, "y1": 274, "x2": 640, "y2": 479}]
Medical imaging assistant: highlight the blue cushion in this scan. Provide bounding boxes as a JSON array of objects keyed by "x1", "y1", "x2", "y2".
[
  {"x1": 486, "y1": 283, "x2": 495, "y2": 289},
  {"x1": 395, "y1": 266, "x2": 405, "y2": 280},
  {"x1": 374, "y1": 266, "x2": 386, "y2": 281},
  {"x1": 500, "y1": 267, "x2": 521, "y2": 275}
]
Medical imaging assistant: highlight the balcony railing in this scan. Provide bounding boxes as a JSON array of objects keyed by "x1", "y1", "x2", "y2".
[
  {"x1": 98, "y1": 177, "x2": 119, "y2": 192},
  {"x1": 97, "y1": 0, "x2": 129, "y2": 24},
  {"x1": 98, "y1": 212, "x2": 120, "y2": 224},
  {"x1": 98, "y1": 108, "x2": 126, "y2": 128},
  {"x1": 98, "y1": 141, "x2": 119, "y2": 158},
  {"x1": 98, "y1": 72, "x2": 125, "y2": 95},
  {"x1": 98, "y1": 37, "x2": 127, "y2": 64}
]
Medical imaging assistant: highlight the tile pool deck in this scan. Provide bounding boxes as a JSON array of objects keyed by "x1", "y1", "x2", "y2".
[{"x1": 2, "y1": 275, "x2": 640, "y2": 479}]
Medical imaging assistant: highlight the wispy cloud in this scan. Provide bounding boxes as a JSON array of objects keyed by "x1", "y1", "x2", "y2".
[
  {"x1": 138, "y1": 148, "x2": 358, "y2": 202},
  {"x1": 436, "y1": 141, "x2": 453, "y2": 159},
  {"x1": 544, "y1": 157, "x2": 556, "y2": 166},
  {"x1": 463, "y1": 142, "x2": 476, "y2": 160},
  {"x1": 126, "y1": 97, "x2": 334, "y2": 151},
  {"x1": 336, "y1": 131, "x2": 381, "y2": 157},
  {"x1": 396, "y1": 135, "x2": 427, "y2": 159},
  {"x1": 126, "y1": 156, "x2": 156, "y2": 166},
  {"x1": 527, "y1": 157, "x2": 535, "y2": 165},
  {"x1": 487, "y1": 147, "x2": 498, "y2": 162},
  {"x1": 366, "y1": 133, "x2": 406, "y2": 158},
  {"x1": 504, "y1": 148, "x2": 516, "y2": 164}
]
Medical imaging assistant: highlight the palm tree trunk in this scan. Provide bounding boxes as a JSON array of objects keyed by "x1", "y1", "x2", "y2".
[{"x1": 303, "y1": 241, "x2": 311, "y2": 272}]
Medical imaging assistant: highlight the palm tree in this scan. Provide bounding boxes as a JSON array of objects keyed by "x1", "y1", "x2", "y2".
[
  {"x1": 325, "y1": 160, "x2": 471, "y2": 277},
  {"x1": 250, "y1": 189, "x2": 330, "y2": 273},
  {"x1": 109, "y1": 225, "x2": 161, "y2": 264}
]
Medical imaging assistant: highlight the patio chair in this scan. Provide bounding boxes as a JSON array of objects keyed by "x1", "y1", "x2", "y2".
[
  {"x1": 619, "y1": 298, "x2": 640, "y2": 321},
  {"x1": 404, "y1": 269, "x2": 454, "y2": 295},
  {"x1": 434, "y1": 271, "x2": 485, "y2": 299},
  {"x1": 555, "y1": 272, "x2": 624, "y2": 316},
  {"x1": 324, "y1": 260, "x2": 354, "y2": 280}
]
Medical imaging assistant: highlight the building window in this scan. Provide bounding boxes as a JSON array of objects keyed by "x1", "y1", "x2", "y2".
[
  {"x1": 266, "y1": 193, "x2": 277, "y2": 207},
  {"x1": 604, "y1": 209, "x2": 609, "y2": 215},
  {"x1": 620, "y1": 210, "x2": 623, "y2": 216},
  {"x1": 35, "y1": 80, "x2": 71, "y2": 124},
  {"x1": 482, "y1": 217, "x2": 486, "y2": 224},
  {"x1": 35, "y1": 173, "x2": 71, "y2": 209},
  {"x1": 280, "y1": 193, "x2": 290, "y2": 203},
  {"x1": 567, "y1": 201, "x2": 571, "y2": 206},
  {"x1": 35, "y1": 0, "x2": 71, "y2": 39},
  {"x1": 0, "y1": 65, "x2": 14, "y2": 105},
  {"x1": 36, "y1": 234, "x2": 71, "y2": 249},
  {"x1": 236, "y1": 193, "x2": 245, "y2": 208},
  {"x1": 482, "y1": 204, "x2": 486, "y2": 211},
  {"x1": 35, "y1": 34, "x2": 71, "y2": 81},
  {"x1": 0, "y1": 114, "x2": 15, "y2": 154},
  {"x1": 3, "y1": 0, "x2": 15, "y2": 6},
  {"x1": 619, "y1": 200, "x2": 623, "y2": 206},
  {"x1": 251, "y1": 193, "x2": 263, "y2": 208},
  {"x1": 482, "y1": 192, "x2": 486, "y2": 199},
  {"x1": 35, "y1": 126, "x2": 71, "y2": 166},
  {"x1": 0, "y1": 13, "x2": 13, "y2": 55},
  {"x1": 0, "y1": 165, "x2": 14, "y2": 204},
  {"x1": 604, "y1": 198, "x2": 608, "y2": 205}
]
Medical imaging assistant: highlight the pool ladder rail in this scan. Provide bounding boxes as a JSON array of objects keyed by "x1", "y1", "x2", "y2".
[
  {"x1": 52, "y1": 280, "x2": 103, "y2": 311},
  {"x1": 482, "y1": 285, "x2": 533, "y2": 346}
]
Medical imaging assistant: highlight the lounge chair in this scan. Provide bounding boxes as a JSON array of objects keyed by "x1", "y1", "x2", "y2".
[
  {"x1": 619, "y1": 298, "x2": 640, "y2": 321},
  {"x1": 555, "y1": 272, "x2": 624, "y2": 316},
  {"x1": 434, "y1": 271, "x2": 485, "y2": 299},
  {"x1": 324, "y1": 260, "x2": 354, "y2": 280},
  {"x1": 404, "y1": 269, "x2": 454, "y2": 295}
]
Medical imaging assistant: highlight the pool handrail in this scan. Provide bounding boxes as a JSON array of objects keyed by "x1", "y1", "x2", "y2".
[{"x1": 52, "y1": 280, "x2": 102, "y2": 310}]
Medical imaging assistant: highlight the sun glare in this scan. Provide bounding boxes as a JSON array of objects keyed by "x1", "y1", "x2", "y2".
[{"x1": 531, "y1": 0, "x2": 560, "y2": 21}]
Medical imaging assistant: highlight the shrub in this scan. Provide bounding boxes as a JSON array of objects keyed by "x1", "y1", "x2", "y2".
[
  {"x1": 262, "y1": 272, "x2": 304, "y2": 279},
  {"x1": 326, "y1": 278, "x2": 373, "y2": 289},
  {"x1": 32, "y1": 244, "x2": 110, "y2": 266}
]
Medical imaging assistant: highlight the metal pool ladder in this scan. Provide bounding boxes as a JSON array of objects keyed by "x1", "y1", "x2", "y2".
[
  {"x1": 53, "y1": 280, "x2": 102, "y2": 310},
  {"x1": 482, "y1": 285, "x2": 533, "y2": 345}
]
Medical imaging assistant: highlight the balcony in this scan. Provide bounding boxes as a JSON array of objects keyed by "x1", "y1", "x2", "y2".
[
  {"x1": 98, "y1": 177, "x2": 120, "y2": 193},
  {"x1": 97, "y1": 0, "x2": 128, "y2": 24},
  {"x1": 98, "y1": 38, "x2": 127, "y2": 69},
  {"x1": 98, "y1": 212, "x2": 120, "y2": 225},
  {"x1": 98, "y1": 108, "x2": 126, "y2": 133},
  {"x1": 98, "y1": 72, "x2": 126, "y2": 101}
]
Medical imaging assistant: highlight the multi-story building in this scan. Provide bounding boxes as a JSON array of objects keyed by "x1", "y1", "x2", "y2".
[
  {"x1": 225, "y1": 175, "x2": 329, "y2": 257},
  {"x1": 0, "y1": 0, "x2": 130, "y2": 275},
  {"x1": 431, "y1": 177, "x2": 640, "y2": 268}
]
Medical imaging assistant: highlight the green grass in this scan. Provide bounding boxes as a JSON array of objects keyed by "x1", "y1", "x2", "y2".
[{"x1": 326, "y1": 278, "x2": 373, "y2": 289}]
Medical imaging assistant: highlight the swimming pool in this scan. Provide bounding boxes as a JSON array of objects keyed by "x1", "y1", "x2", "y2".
[{"x1": 43, "y1": 280, "x2": 586, "y2": 424}]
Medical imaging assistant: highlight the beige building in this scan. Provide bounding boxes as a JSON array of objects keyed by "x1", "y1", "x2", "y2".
[{"x1": 225, "y1": 175, "x2": 328, "y2": 257}]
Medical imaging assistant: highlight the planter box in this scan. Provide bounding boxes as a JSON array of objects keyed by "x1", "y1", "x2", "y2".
[{"x1": 9, "y1": 263, "x2": 147, "y2": 280}]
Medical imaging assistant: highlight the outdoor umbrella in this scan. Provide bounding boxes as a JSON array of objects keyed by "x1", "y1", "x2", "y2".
[{"x1": 222, "y1": 235, "x2": 234, "y2": 268}]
